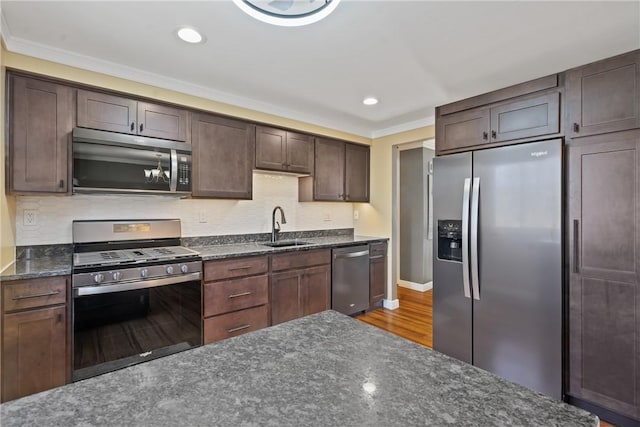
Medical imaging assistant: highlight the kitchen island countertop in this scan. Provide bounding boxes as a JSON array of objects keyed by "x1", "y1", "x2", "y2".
[{"x1": 0, "y1": 310, "x2": 597, "y2": 427}]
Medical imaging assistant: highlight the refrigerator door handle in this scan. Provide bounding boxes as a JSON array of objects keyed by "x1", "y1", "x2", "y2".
[
  {"x1": 573, "y1": 219, "x2": 580, "y2": 274},
  {"x1": 462, "y1": 178, "x2": 472, "y2": 299},
  {"x1": 470, "y1": 177, "x2": 480, "y2": 300}
]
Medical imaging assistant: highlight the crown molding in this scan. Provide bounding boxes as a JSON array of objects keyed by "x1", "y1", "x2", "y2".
[
  {"x1": 1, "y1": 10, "x2": 434, "y2": 141},
  {"x1": 370, "y1": 115, "x2": 436, "y2": 139},
  {"x1": 1, "y1": 25, "x2": 375, "y2": 138}
]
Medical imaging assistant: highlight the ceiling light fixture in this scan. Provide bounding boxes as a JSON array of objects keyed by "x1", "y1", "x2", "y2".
[
  {"x1": 363, "y1": 97, "x2": 378, "y2": 106},
  {"x1": 232, "y1": 0, "x2": 342, "y2": 27},
  {"x1": 176, "y1": 27, "x2": 204, "y2": 44}
]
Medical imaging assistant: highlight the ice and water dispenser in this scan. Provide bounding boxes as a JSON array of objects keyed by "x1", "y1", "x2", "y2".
[{"x1": 437, "y1": 220, "x2": 462, "y2": 262}]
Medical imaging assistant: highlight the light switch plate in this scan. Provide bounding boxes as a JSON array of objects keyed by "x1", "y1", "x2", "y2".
[{"x1": 198, "y1": 210, "x2": 208, "y2": 223}]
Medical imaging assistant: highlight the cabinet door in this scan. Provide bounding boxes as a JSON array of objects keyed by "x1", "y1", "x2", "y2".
[
  {"x1": 314, "y1": 138, "x2": 345, "y2": 201},
  {"x1": 345, "y1": 143, "x2": 370, "y2": 202},
  {"x1": 255, "y1": 126, "x2": 286, "y2": 171},
  {"x1": 77, "y1": 90, "x2": 137, "y2": 134},
  {"x1": 271, "y1": 271, "x2": 301, "y2": 325},
  {"x1": 490, "y1": 91, "x2": 560, "y2": 142},
  {"x1": 370, "y1": 256, "x2": 386, "y2": 305},
  {"x1": 191, "y1": 113, "x2": 255, "y2": 199},
  {"x1": 568, "y1": 131, "x2": 640, "y2": 419},
  {"x1": 301, "y1": 265, "x2": 331, "y2": 316},
  {"x1": 137, "y1": 102, "x2": 188, "y2": 142},
  {"x1": 2, "y1": 306, "x2": 66, "y2": 402},
  {"x1": 286, "y1": 132, "x2": 313, "y2": 174},
  {"x1": 436, "y1": 107, "x2": 490, "y2": 153},
  {"x1": 10, "y1": 76, "x2": 72, "y2": 193},
  {"x1": 567, "y1": 51, "x2": 640, "y2": 138}
]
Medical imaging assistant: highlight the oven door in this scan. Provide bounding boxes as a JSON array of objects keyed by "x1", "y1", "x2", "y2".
[
  {"x1": 73, "y1": 141, "x2": 192, "y2": 195},
  {"x1": 72, "y1": 275, "x2": 202, "y2": 381}
]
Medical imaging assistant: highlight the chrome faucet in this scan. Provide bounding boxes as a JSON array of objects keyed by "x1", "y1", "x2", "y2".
[{"x1": 271, "y1": 206, "x2": 287, "y2": 242}]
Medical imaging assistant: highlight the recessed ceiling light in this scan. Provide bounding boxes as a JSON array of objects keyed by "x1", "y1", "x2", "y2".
[
  {"x1": 363, "y1": 97, "x2": 378, "y2": 106},
  {"x1": 232, "y1": 0, "x2": 342, "y2": 27},
  {"x1": 177, "y1": 27, "x2": 204, "y2": 44}
]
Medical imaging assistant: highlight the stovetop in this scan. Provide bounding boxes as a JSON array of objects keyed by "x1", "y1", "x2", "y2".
[{"x1": 73, "y1": 245, "x2": 200, "y2": 268}]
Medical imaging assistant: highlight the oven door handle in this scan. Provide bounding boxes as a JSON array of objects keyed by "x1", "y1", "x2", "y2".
[{"x1": 73, "y1": 272, "x2": 202, "y2": 297}]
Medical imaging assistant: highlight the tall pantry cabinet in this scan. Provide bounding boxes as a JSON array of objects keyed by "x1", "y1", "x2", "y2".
[{"x1": 566, "y1": 50, "x2": 640, "y2": 425}]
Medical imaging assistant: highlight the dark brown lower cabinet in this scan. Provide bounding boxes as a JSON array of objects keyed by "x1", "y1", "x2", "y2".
[
  {"x1": 271, "y1": 250, "x2": 331, "y2": 325},
  {"x1": 202, "y1": 256, "x2": 270, "y2": 345},
  {"x1": 1, "y1": 277, "x2": 69, "y2": 402},
  {"x1": 567, "y1": 129, "x2": 640, "y2": 422},
  {"x1": 369, "y1": 242, "x2": 387, "y2": 306}
]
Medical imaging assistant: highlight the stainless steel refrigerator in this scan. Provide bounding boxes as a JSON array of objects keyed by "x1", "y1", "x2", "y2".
[{"x1": 433, "y1": 139, "x2": 562, "y2": 399}]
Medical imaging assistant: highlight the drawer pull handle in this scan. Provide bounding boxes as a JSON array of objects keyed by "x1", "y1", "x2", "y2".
[
  {"x1": 228, "y1": 291, "x2": 252, "y2": 299},
  {"x1": 12, "y1": 290, "x2": 61, "y2": 300},
  {"x1": 229, "y1": 266, "x2": 251, "y2": 271},
  {"x1": 227, "y1": 324, "x2": 250, "y2": 333}
]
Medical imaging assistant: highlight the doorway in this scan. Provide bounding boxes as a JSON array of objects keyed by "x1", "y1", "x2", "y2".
[{"x1": 395, "y1": 140, "x2": 435, "y2": 292}]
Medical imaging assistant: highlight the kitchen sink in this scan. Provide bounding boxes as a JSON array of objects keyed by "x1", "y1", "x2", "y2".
[{"x1": 262, "y1": 240, "x2": 311, "y2": 248}]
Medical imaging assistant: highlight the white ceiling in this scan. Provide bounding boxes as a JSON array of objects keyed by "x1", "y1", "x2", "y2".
[{"x1": 1, "y1": 1, "x2": 639, "y2": 138}]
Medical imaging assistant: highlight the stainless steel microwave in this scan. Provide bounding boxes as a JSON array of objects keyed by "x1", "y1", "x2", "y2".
[{"x1": 72, "y1": 128, "x2": 192, "y2": 195}]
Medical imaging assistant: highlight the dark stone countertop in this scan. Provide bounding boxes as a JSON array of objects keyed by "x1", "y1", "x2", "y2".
[
  {"x1": 0, "y1": 235, "x2": 387, "y2": 282},
  {"x1": 194, "y1": 235, "x2": 388, "y2": 260},
  {"x1": 0, "y1": 256, "x2": 72, "y2": 282},
  {"x1": 0, "y1": 311, "x2": 597, "y2": 427}
]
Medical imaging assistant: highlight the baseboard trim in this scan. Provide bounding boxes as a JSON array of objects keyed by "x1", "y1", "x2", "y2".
[
  {"x1": 398, "y1": 280, "x2": 433, "y2": 292},
  {"x1": 383, "y1": 299, "x2": 400, "y2": 310}
]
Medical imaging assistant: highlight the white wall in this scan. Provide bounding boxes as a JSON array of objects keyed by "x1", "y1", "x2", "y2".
[{"x1": 16, "y1": 172, "x2": 354, "y2": 246}]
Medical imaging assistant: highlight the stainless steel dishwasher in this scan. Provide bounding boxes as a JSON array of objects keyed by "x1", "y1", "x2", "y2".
[{"x1": 332, "y1": 245, "x2": 370, "y2": 315}]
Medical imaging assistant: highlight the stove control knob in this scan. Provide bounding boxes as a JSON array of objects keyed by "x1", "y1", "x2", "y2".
[
  {"x1": 166, "y1": 266, "x2": 174, "y2": 275},
  {"x1": 180, "y1": 265, "x2": 188, "y2": 274},
  {"x1": 140, "y1": 268, "x2": 149, "y2": 278},
  {"x1": 112, "y1": 272, "x2": 121, "y2": 281},
  {"x1": 94, "y1": 273, "x2": 105, "y2": 284}
]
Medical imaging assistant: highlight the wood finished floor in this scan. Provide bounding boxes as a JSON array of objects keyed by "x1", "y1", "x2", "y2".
[
  {"x1": 356, "y1": 286, "x2": 432, "y2": 348},
  {"x1": 356, "y1": 287, "x2": 619, "y2": 427}
]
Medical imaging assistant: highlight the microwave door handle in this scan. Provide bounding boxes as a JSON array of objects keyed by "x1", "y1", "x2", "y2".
[{"x1": 170, "y1": 149, "x2": 178, "y2": 192}]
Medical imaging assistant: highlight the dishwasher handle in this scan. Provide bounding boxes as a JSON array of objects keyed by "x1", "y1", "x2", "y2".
[{"x1": 334, "y1": 250, "x2": 370, "y2": 259}]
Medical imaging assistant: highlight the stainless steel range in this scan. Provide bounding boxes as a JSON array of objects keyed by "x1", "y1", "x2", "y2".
[{"x1": 72, "y1": 219, "x2": 202, "y2": 381}]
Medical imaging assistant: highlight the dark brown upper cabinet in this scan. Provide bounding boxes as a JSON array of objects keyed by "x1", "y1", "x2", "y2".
[
  {"x1": 437, "y1": 107, "x2": 490, "y2": 153},
  {"x1": 345, "y1": 143, "x2": 370, "y2": 202},
  {"x1": 255, "y1": 126, "x2": 313, "y2": 174},
  {"x1": 191, "y1": 112, "x2": 255, "y2": 199},
  {"x1": 77, "y1": 90, "x2": 188, "y2": 142},
  {"x1": 490, "y1": 91, "x2": 560, "y2": 143},
  {"x1": 567, "y1": 50, "x2": 640, "y2": 138},
  {"x1": 299, "y1": 138, "x2": 370, "y2": 202},
  {"x1": 8, "y1": 75, "x2": 73, "y2": 194},
  {"x1": 437, "y1": 90, "x2": 561, "y2": 154}
]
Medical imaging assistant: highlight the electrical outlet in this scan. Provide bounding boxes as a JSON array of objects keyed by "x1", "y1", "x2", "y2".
[
  {"x1": 323, "y1": 212, "x2": 332, "y2": 222},
  {"x1": 23, "y1": 210, "x2": 37, "y2": 226},
  {"x1": 353, "y1": 210, "x2": 360, "y2": 220},
  {"x1": 198, "y1": 210, "x2": 208, "y2": 223}
]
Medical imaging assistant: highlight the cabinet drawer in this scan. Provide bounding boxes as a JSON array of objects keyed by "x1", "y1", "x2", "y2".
[
  {"x1": 3, "y1": 277, "x2": 67, "y2": 312},
  {"x1": 271, "y1": 249, "x2": 331, "y2": 272},
  {"x1": 369, "y1": 242, "x2": 387, "y2": 258},
  {"x1": 204, "y1": 256, "x2": 268, "y2": 282},
  {"x1": 204, "y1": 304, "x2": 269, "y2": 344},
  {"x1": 204, "y1": 275, "x2": 269, "y2": 317}
]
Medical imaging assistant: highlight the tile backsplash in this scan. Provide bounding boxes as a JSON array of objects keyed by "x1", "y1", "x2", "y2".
[{"x1": 16, "y1": 172, "x2": 354, "y2": 245}]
